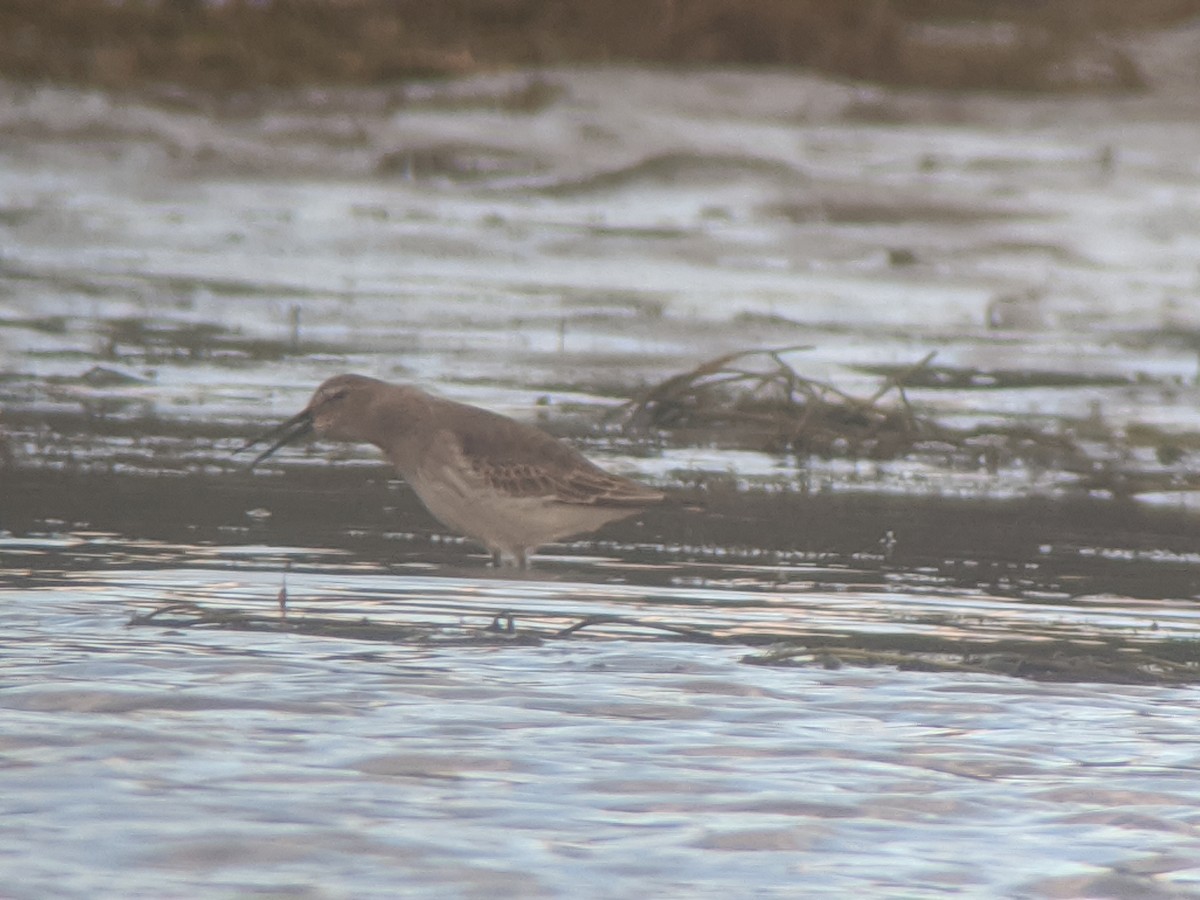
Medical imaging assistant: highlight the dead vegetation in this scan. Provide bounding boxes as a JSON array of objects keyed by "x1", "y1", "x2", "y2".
[
  {"x1": 616, "y1": 347, "x2": 1200, "y2": 496},
  {"x1": 742, "y1": 635, "x2": 1200, "y2": 685},
  {"x1": 617, "y1": 347, "x2": 1066, "y2": 460},
  {"x1": 128, "y1": 600, "x2": 1200, "y2": 685},
  {"x1": 617, "y1": 346, "x2": 942, "y2": 459}
]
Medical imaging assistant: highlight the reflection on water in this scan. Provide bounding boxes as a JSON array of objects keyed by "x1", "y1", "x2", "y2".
[{"x1": 5, "y1": 61, "x2": 1200, "y2": 897}]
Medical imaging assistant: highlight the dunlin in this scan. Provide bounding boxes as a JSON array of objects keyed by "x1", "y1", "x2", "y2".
[{"x1": 239, "y1": 374, "x2": 664, "y2": 568}]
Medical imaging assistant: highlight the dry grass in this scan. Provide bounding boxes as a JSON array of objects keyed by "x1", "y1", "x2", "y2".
[
  {"x1": 617, "y1": 346, "x2": 934, "y2": 459},
  {"x1": 4, "y1": 0, "x2": 1197, "y2": 92},
  {"x1": 617, "y1": 347, "x2": 1200, "y2": 496}
]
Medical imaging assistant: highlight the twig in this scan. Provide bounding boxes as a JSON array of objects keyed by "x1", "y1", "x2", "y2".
[{"x1": 555, "y1": 614, "x2": 726, "y2": 641}]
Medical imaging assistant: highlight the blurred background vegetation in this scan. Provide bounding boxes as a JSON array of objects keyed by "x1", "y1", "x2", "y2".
[{"x1": 2, "y1": 0, "x2": 1199, "y2": 92}]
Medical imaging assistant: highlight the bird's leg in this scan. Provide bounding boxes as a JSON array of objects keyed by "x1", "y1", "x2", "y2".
[{"x1": 489, "y1": 548, "x2": 528, "y2": 569}]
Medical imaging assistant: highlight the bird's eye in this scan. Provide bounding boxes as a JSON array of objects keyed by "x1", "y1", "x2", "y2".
[{"x1": 326, "y1": 389, "x2": 348, "y2": 403}]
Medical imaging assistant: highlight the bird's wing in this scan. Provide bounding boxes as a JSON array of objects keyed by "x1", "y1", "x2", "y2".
[{"x1": 433, "y1": 417, "x2": 663, "y2": 508}]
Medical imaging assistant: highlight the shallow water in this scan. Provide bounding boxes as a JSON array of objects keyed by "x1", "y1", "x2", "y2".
[
  {"x1": 6, "y1": 570, "x2": 1200, "y2": 898},
  {"x1": 4, "y1": 57, "x2": 1200, "y2": 897}
]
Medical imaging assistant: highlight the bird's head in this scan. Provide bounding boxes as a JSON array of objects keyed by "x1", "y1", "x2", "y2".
[{"x1": 236, "y1": 374, "x2": 386, "y2": 468}]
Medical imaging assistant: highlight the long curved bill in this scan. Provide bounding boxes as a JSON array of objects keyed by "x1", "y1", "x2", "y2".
[{"x1": 236, "y1": 410, "x2": 314, "y2": 469}]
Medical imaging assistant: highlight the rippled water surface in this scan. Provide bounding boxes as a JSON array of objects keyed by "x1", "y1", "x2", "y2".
[{"x1": 4, "y1": 56, "x2": 1200, "y2": 898}]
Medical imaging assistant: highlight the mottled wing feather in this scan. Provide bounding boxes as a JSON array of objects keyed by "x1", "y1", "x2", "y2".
[
  {"x1": 449, "y1": 415, "x2": 663, "y2": 508},
  {"x1": 554, "y1": 466, "x2": 663, "y2": 506}
]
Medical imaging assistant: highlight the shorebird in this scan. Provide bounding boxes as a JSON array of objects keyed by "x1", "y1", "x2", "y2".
[{"x1": 239, "y1": 374, "x2": 664, "y2": 568}]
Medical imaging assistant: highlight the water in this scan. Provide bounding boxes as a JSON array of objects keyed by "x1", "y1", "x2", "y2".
[
  {"x1": 5, "y1": 580, "x2": 1200, "y2": 898},
  {"x1": 4, "y1": 54, "x2": 1200, "y2": 897}
]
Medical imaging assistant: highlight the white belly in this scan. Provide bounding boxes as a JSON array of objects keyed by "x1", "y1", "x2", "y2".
[{"x1": 412, "y1": 477, "x2": 630, "y2": 559}]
